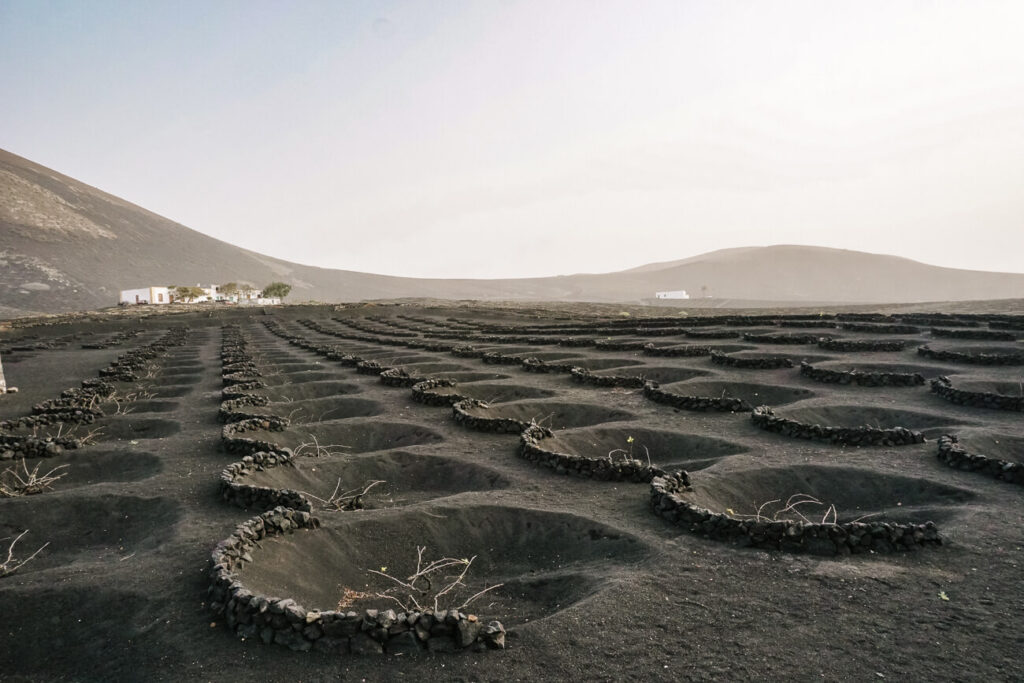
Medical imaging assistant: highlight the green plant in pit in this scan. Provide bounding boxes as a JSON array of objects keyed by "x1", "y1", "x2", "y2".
[{"x1": 607, "y1": 435, "x2": 652, "y2": 466}]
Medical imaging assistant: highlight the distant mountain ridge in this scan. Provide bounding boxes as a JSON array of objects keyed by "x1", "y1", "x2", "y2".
[{"x1": 2, "y1": 148, "x2": 1023, "y2": 317}]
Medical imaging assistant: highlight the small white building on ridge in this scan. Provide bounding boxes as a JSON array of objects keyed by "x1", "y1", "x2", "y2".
[
  {"x1": 119, "y1": 286, "x2": 172, "y2": 305},
  {"x1": 655, "y1": 290, "x2": 689, "y2": 299},
  {"x1": 118, "y1": 284, "x2": 282, "y2": 306}
]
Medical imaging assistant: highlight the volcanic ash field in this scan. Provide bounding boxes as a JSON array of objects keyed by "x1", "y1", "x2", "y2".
[{"x1": 1, "y1": 305, "x2": 1022, "y2": 681}]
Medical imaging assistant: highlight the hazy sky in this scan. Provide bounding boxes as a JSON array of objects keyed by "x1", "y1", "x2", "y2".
[{"x1": 2, "y1": 1, "x2": 1022, "y2": 278}]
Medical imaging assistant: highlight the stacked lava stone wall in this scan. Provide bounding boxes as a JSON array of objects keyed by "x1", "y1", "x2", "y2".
[
  {"x1": 80, "y1": 328, "x2": 144, "y2": 349},
  {"x1": 410, "y1": 378, "x2": 464, "y2": 406},
  {"x1": 799, "y1": 362, "x2": 925, "y2": 387},
  {"x1": 918, "y1": 346, "x2": 1024, "y2": 366},
  {"x1": 935, "y1": 436, "x2": 1024, "y2": 485},
  {"x1": 643, "y1": 343, "x2": 712, "y2": 357},
  {"x1": 930, "y1": 328, "x2": 1016, "y2": 341},
  {"x1": 452, "y1": 398, "x2": 529, "y2": 433},
  {"x1": 742, "y1": 333, "x2": 818, "y2": 345},
  {"x1": 218, "y1": 326, "x2": 299, "y2": 508},
  {"x1": 220, "y1": 451, "x2": 310, "y2": 512},
  {"x1": 0, "y1": 433, "x2": 84, "y2": 460},
  {"x1": 649, "y1": 474, "x2": 941, "y2": 555},
  {"x1": 0, "y1": 327, "x2": 188, "y2": 454},
  {"x1": 711, "y1": 352, "x2": 793, "y2": 369},
  {"x1": 818, "y1": 338, "x2": 906, "y2": 352},
  {"x1": 518, "y1": 425, "x2": 677, "y2": 482},
  {"x1": 751, "y1": 406, "x2": 925, "y2": 446},
  {"x1": 642, "y1": 381, "x2": 750, "y2": 412},
  {"x1": 211, "y1": 322, "x2": 511, "y2": 654},
  {"x1": 208, "y1": 506, "x2": 507, "y2": 653},
  {"x1": 838, "y1": 323, "x2": 920, "y2": 334},
  {"x1": 930, "y1": 377, "x2": 1024, "y2": 411},
  {"x1": 570, "y1": 367, "x2": 646, "y2": 389},
  {"x1": 521, "y1": 358, "x2": 577, "y2": 374}
]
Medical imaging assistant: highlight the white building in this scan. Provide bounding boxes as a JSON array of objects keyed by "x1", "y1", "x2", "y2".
[
  {"x1": 119, "y1": 286, "x2": 172, "y2": 305},
  {"x1": 118, "y1": 283, "x2": 282, "y2": 306},
  {"x1": 655, "y1": 290, "x2": 690, "y2": 299},
  {"x1": 235, "y1": 286, "x2": 263, "y2": 303}
]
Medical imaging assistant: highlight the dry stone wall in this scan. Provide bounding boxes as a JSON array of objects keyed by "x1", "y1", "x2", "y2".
[
  {"x1": 742, "y1": 333, "x2": 818, "y2": 345},
  {"x1": 799, "y1": 361, "x2": 925, "y2": 387},
  {"x1": 930, "y1": 377, "x2": 1024, "y2": 411},
  {"x1": 918, "y1": 346, "x2": 1024, "y2": 366},
  {"x1": 519, "y1": 424, "x2": 680, "y2": 483},
  {"x1": 208, "y1": 506, "x2": 507, "y2": 654},
  {"x1": 930, "y1": 328, "x2": 1016, "y2": 341},
  {"x1": 643, "y1": 343, "x2": 712, "y2": 357},
  {"x1": 751, "y1": 406, "x2": 925, "y2": 446},
  {"x1": 935, "y1": 435, "x2": 1024, "y2": 485},
  {"x1": 212, "y1": 323, "x2": 510, "y2": 655},
  {"x1": 650, "y1": 474, "x2": 942, "y2": 555},
  {"x1": 818, "y1": 338, "x2": 906, "y2": 352},
  {"x1": 711, "y1": 352, "x2": 793, "y2": 369},
  {"x1": 643, "y1": 381, "x2": 750, "y2": 412}
]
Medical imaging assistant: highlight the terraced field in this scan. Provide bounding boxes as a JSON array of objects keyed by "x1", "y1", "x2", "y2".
[{"x1": 1, "y1": 305, "x2": 1022, "y2": 681}]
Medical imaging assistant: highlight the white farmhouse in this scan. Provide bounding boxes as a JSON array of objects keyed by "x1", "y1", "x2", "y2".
[
  {"x1": 235, "y1": 286, "x2": 263, "y2": 303},
  {"x1": 118, "y1": 283, "x2": 283, "y2": 306},
  {"x1": 655, "y1": 290, "x2": 690, "y2": 299},
  {"x1": 119, "y1": 286, "x2": 172, "y2": 305}
]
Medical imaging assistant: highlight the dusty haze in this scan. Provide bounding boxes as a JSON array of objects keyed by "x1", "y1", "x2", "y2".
[{"x1": 1, "y1": 1, "x2": 1023, "y2": 279}]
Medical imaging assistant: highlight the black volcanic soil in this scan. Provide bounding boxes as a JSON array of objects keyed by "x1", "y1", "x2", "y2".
[{"x1": 1, "y1": 303, "x2": 1022, "y2": 682}]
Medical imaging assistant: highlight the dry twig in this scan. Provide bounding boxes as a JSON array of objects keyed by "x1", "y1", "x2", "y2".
[
  {"x1": 1, "y1": 531, "x2": 48, "y2": 577},
  {"x1": 367, "y1": 546, "x2": 503, "y2": 612},
  {"x1": 301, "y1": 479, "x2": 386, "y2": 511},
  {"x1": 293, "y1": 436, "x2": 351, "y2": 458},
  {"x1": 0, "y1": 459, "x2": 69, "y2": 497}
]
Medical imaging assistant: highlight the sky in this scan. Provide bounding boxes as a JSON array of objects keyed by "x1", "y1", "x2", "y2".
[{"x1": 1, "y1": 0, "x2": 1023, "y2": 278}]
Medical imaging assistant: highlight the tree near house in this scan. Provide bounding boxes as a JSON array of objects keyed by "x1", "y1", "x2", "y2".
[
  {"x1": 219, "y1": 282, "x2": 239, "y2": 297},
  {"x1": 262, "y1": 282, "x2": 292, "y2": 300},
  {"x1": 173, "y1": 285, "x2": 205, "y2": 303}
]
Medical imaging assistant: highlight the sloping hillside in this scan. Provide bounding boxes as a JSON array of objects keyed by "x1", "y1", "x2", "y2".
[{"x1": 2, "y1": 148, "x2": 1023, "y2": 317}]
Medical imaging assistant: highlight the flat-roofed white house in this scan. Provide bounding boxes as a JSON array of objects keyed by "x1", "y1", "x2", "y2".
[
  {"x1": 234, "y1": 286, "x2": 263, "y2": 302},
  {"x1": 119, "y1": 286, "x2": 172, "y2": 305},
  {"x1": 119, "y1": 283, "x2": 283, "y2": 306},
  {"x1": 655, "y1": 290, "x2": 689, "y2": 299}
]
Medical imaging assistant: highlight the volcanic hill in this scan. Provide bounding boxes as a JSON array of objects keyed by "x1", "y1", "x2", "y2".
[{"x1": 2, "y1": 148, "x2": 1023, "y2": 317}]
